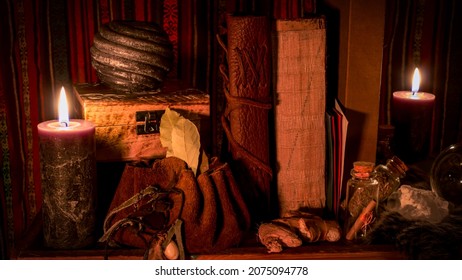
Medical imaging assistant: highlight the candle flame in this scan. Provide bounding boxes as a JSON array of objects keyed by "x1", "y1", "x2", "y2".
[
  {"x1": 411, "y1": 68, "x2": 421, "y2": 94},
  {"x1": 58, "y1": 87, "x2": 69, "y2": 127}
]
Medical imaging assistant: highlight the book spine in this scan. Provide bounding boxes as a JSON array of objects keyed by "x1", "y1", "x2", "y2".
[
  {"x1": 221, "y1": 15, "x2": 273, "y2": 221},
  {"x1": 273, "y1": 18, "x2": 327, "y2": 216}
]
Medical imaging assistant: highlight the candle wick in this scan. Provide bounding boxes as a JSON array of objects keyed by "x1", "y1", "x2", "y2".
[
  {"x1": 60, "y1": 121, "x2": 69, "y2": 127},
  {"x1": 412, "y1": 91, "x2": 417, "y2": 96}
]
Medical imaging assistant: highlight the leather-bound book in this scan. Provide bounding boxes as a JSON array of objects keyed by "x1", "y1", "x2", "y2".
[{"x1": 220, "y1": 14, "x2": 273, "y2": 222}]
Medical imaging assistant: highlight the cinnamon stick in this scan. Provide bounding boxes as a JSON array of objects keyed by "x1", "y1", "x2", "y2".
[{"x1": 345, "y1": 200, "x2": 377, "y2": 240}]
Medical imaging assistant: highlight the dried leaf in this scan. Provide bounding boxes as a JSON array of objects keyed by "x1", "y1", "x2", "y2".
[
  {"x1": 160, "y1": 108, "x2": 181, "y2": 156},
  {"x1": 170, "y1": 118, "x2": 200, "y2": 174},
  {"x1": 160, "y1": 108, "x2": 201, "y2": 175}
]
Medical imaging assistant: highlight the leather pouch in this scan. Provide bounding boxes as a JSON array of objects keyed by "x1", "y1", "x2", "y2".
[{"x1": 99, "y1": 157, "x2": 251, "y2": 256}]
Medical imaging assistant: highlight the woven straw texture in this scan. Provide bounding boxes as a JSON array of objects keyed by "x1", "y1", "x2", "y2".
[{"x1": 273, "y1": 18, "x2": 326, "y2": 215}]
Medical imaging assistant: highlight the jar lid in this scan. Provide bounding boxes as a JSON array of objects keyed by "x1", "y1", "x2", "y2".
[
  {"x1": 353, "y1": 161, "x2": 374, "y2": 172},
  {"x1": 353, "y1": 161, "x2": 375, "y2": 178},
  {"x1": 389, "y1": 156, "x2": 409, "y2": 172}
]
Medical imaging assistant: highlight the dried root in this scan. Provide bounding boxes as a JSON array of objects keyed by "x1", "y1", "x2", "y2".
[
  {"x1": 258, "y1": 212, "x2": 341, "y2": 253},
  {"x1": 258, "y1": 223, "x2": 302, "y2": 253}
]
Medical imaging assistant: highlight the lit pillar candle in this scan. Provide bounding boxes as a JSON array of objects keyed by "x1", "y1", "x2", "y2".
[
  {"x1": 391, "y1": 68, "x2": 435, "y2": 163},
  {"x1": 37, "y1": 87, "x2": 97, "y2": 249}
]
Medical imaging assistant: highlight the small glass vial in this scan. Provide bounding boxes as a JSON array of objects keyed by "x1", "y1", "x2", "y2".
[
  {"x1": 344, "y1": 161, "x2": 380, "y2": 240},
  {"x1": 376, "y1": 124, "x2": 395, "y2": 165},
  {"x1": 374, "y1": 156, "x2": 408, "y2": 201}
]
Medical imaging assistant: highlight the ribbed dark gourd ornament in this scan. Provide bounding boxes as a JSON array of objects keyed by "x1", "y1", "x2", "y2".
[{"x1": 90, "y1": 21, "x2": 174, "y2": 92}]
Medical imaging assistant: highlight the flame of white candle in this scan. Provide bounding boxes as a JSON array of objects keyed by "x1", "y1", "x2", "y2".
[
  {"x1": 58, "y1": 87, "x2": 69, "y2": 127},
  {"x1": 411, "y1": 68, "x2": 421, "y2": 94}
]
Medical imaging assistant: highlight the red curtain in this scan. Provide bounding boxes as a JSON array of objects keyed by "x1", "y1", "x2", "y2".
[{"x1": 1, "y1": 0, "x2": 47, "y2": 259}]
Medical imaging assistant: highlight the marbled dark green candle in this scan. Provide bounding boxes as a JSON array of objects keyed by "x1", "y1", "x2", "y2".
[{"x1": 38, "y1": 120, "x2": 97, "y2": 249}]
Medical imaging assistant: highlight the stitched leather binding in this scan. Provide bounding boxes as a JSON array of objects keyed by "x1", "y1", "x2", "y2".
[{"x1": 219, "y1": 14, "x2": 273, "y2": 222}]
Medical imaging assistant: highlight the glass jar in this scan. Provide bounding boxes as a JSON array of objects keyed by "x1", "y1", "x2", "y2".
[
  {"x1": 374, "y1": 156, "x2": 408, "y2": 202},
  {"x1": 344, "y1": 161, "x2": 380, "y2": 240},
  {"x1": 376, "y1": 124, "x2": 395, "y2": 165}
]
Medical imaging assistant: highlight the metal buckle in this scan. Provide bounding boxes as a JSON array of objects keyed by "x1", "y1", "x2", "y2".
[{"x1": 136, "y1": 110, "x2": 164, "y2": 135}]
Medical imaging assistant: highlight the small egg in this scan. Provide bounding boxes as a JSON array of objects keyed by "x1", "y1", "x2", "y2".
[{"x1": 163, "y1": 240, "x2": 180, "y2": 260}]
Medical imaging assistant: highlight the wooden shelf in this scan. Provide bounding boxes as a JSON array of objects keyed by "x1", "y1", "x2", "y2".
[
  {"x1": 14, "y1": 212, "x2": 404, "y2": 260},
  {"x1": 194, "y1": 242, "x2": 404, "y2": 260},
  {"x1": 15, "y1": 241, "x2": 403, "y2": 260}
]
